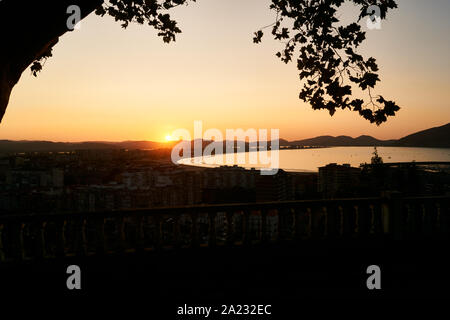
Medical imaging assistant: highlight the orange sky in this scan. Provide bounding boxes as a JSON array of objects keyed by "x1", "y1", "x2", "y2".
[{"x1": 0, "y1": 0, "x2": 449, "y2": 142}]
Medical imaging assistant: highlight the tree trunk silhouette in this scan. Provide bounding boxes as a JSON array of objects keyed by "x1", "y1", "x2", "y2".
[{"x1": 0, "y1": 0, "x2": 103, "y2": 122}]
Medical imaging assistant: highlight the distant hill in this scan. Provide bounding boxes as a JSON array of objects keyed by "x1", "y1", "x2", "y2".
[
  {"x1": 395, "y1": 123, "x2": 450, "y2": 148},
  {"x1": 111, "y1": 141, "x2": 165, "y2": 150},
  {"x1": 288, "y1": 135, "x2": 396, "y2": 147},
  {"x1": 1, "y1": 123, "x2": 448, "y2": 153},
  {"x1": 0, "y1": 140, "x2": 115, "y2": 153},
  {"x1": 0, "y1": 140, "x2": 165, "y2": 153},
  {"x1": 288, "y1": 123, "x2": 449, "y2": 148}
]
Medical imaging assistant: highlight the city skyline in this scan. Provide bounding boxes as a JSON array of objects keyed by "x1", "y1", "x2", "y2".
[{"x1": 0, "y1": 0, "x2": 449, "y2": 142}]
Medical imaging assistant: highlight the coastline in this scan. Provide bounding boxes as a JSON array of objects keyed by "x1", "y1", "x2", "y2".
[{"x1": 177, "y1": 146, "x2": 450, "y2": 173}]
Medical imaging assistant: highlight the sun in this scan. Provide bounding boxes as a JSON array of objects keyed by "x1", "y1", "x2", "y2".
[{"x1": 165, "y1": 134, "x2": 174, "y2": 142}]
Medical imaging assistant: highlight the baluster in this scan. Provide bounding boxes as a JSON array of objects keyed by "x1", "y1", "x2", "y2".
[
  {"x1": 48, "y1": 222, "x2": 58, "y2": 258},
  {"x1": 306, "y1": 207, "x2": 312, "y2": 238},
  {"x1": 261, "y1": 208, "x2": 268, "y2": 244},
  {"x1": 55, "y1": 219, "x2": 67, "y2": 258},
  {"x1": 242, "y1": 210, "x2": 250, "y2": 246},
  {"x1": 358, "y1": 202, "x2": 371, "y2": 236},
  {"x1": 81, "y1": 218, "x2": 88, "y2": 256},
  {"x1": 140, "y1": 216, "x2": 153, "y2": 251},
  {"x1": 323, "y1": 206, "x2": 328, "y2": 238},
  {"x1": 293, "y1": 206, "x2": 309, "y2": 240},
  {"x1": 152, "y1": 215, "x2": 162, "y2": 250},
  {"x1": 374, "y1": 202, "x2": 384, "y2": 235},
  {"x1": 311, "y1": 205, "x2": 326, "y2": 238},
  {"x1": 443, "y1": 198, "x2": 450, "y2": 237},
  {"x1": 19, "y1": 223, "x2": 26, "y2": 260},
  {"x1": 324, "y1": 204, "x2": 338, "y2": 238},
  {"x1": 95, "y1": 217, "x2": 106, "y2": 255},
  {"x1": 161, "y1": 216, "x2": 170, "y2": 248},
  {"x1": 283, "y1": 207, "x2": 292, "y2": 240},
  {"x1": 406, "y1": 201, "x2": 415, "y2": 234},
  {"x1": 65, "y1": 219, "x2": 77, "y2": 257},
  {"x1": 7, "y1": 223, "x2": 19, "y2": 261},
  {"x1": 276, "y1": 208, "x2": 282, "y2": 241},
  {"x1": 278, "y1": 207, "x2": 294, "y2": 241},
  {"x1": 340, "y1": 204, "x2": 353, "y2": 237},
  {"x1": 369, "y1": 204, "x2": 376, "y2": 234},
  {"x1": 118, "y1": 216, "x2": 127, "y2": 252},
  {"x1": 125, "y1": 216, "x2": 134, "y2": 252},
  {"x1": 391, "y1": 197, "x2": 405, "y2": 240},
  {"x1": 381, "y1": 202, "x2": 390, "y2": 234},
  {"x1": 225, "y1": 211, "x2": 234, "y2": 246},
  {"x1": 338, "y1": 205, "x2": 344, "y2": 237},
  {"x1": 405, "y1": 204, "x2": 412, "y2": 235},
  {"x1": 136, "y1": 216, "x2": 144, "y2": 252},
  {"x1": 170, "y1": 215, "x2": 179, "y2": 249},
  {"x1": 435, "y1": 203, "x2": 441, "y2": 233},
  {"x1": 310, "y1": 205, "x2": 325, "y2": 238},
  {"x1": 429, "y1": 201, "x2": 439, "y2": 235},
  {"x1": 208, "y1": 212, "x2": 216, "y2": 247},
  {"x1": 424, "y1": 200, "x2": 437, "y2": 236},
  {"x1": 289, "y1": 207, "x2": 295, "y2": 240},
  {"x1": 40, "y1": 221, "x2": 48, "y2": 258},
  {"x1": 23, "y1": 222, "x2": 34, "y2": 260},
  {"x1": 353, "y1": 205, "x2": 359, "y2": 235},
  {"x1": 190, "y1": 212, "x2": 199, "y2": 248},
  {"x1": 421, "y1": 203, "x2": 427, "y2": 234},
  {"x1": 254, "y1": 210, "x2": 262, "y2": 243},
  {"x1": 415, "y1": 200, "x2": 423, "y2": 234},
  {"x1": 293, "y1": 206, "x2": 301, "y2": 240}
]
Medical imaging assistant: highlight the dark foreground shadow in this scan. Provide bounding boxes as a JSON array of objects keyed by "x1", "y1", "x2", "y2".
[{"x1": 1, "y1": 236, "x2": 449, "y2": 304}]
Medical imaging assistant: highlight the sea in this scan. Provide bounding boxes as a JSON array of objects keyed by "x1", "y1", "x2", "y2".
[{"x1": 178, "y1": 146, "x2": 450, "y2": 172}]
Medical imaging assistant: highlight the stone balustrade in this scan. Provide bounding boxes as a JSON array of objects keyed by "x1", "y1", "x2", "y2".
[{"x1": 0, "y1": 196, "x2": 448, "y2": 263}]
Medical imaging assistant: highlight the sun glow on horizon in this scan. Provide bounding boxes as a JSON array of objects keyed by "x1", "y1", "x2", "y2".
[{"x1": 165, "y1": 134, "x2": 175, "y2": 142}]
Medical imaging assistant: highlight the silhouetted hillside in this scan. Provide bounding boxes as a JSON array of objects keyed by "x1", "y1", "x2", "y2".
[
  {"x1": 288, "y1": 123, "x2": 449, "y2": 147},
  {"x1": 0, "y1": 140, "x2": 164, "y2": 153},
  {"x1": 395, "y1": 123, "x2": 450, "y2": 148},
  {"x1": 1, "y1": 123, "x2": 448, "y2": 153},
  {"x1": 112, "y1": 141, "x2": 165, "y2": 150},
  {"x1": 289, "y1": 135, "x2": 395, "y2": 147},
  {"x1": 354, "y1": 135, "x2": 395, "y2": 146},
  {"x1": 0, "y1": 140, "x2": 117, "y2": 153}
]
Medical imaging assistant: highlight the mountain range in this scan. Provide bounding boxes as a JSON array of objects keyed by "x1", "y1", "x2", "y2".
[
  {"x1": 1, "y1": 123, "x2": 449, "y2": 153},
  {"x1": 283, "y1": 123, "x2": 450, "y2": 147}
]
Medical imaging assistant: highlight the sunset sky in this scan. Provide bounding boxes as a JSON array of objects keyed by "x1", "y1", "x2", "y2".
[{"x1": 0, "y1": 0, "x2": 449, "y2": 142}]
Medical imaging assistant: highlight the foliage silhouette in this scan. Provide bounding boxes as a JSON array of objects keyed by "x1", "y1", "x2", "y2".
[
  {"x1": 253, "y1": 0, "x2": 400, "y2": 125},
  {"x1": 0, "y1": 0, "x2": 399, "y2": 124}
]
